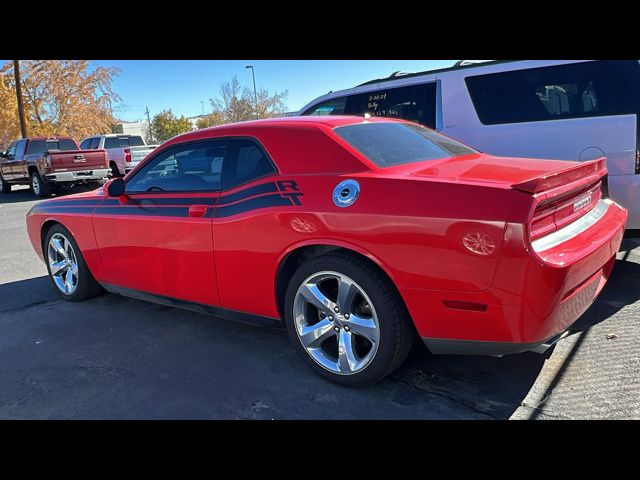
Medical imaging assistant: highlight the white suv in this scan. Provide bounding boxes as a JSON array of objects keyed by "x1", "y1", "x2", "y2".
[{"x1": 300, "y1": 60, "x2": 640, "y2": 229}]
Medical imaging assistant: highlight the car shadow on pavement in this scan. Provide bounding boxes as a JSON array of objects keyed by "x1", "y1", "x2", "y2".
[
  {"x1": 0, "y1": 184, "x2": 98, "y2": 204},
  {"x1": 0, "y1": 275, "x2": 546, "y2": 420},
  {"x1": 573, "y1": 239, "x2": 640, "y2": 334}
]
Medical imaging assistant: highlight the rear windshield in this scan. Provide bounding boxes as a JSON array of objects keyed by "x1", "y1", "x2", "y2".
[
  {"x1": 104, "y1": 136, "x2": 145, "y2": 149},
  {"x1": 334, "y1": 122, "x2": 476, "y2": 167},
  {"x1": 26, "y1": 138, "x2": 78, "y2": 155}
]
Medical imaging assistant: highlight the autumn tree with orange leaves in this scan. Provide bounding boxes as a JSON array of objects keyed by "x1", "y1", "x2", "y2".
[{"x1": 0, "y1": 61, "x2": 121, "y2": 150}]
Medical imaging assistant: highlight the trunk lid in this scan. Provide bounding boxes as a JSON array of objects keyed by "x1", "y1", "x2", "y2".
[
  {"x1": 402, "y1": 153, "x2": 608, "y2": 243},
  {"x1": 404, "y1": 153, "x2": 592, "y2": 188}
]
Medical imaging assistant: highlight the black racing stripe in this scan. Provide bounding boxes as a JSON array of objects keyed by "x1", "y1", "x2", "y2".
[
  {"x1": 43, "y1": 199, "x2": 107, "y2": 207},
  {"x1": 120, "y1": 197, "x2": 218, "y2": 206},
  {"x1": 214, "y1": 193, "x2": 293, "y2": 218},
  {"x1": 31, "y1": 206, "x2": 95, "y2": 214},
  {"x1": 217, "y1": 182, "x2": 278, "y2": 206},
  {"x1": 97, "y1": 206, "x2": 191, "y2": 217}
]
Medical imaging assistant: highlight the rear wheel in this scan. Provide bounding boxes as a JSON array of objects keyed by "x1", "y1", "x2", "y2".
[
  {"x1": 110, "y1": 162, "x2": 122, "y2": 178},
  {"x1": 44, "y1": 224, "x2": 103, "y2": 301},
  {"x1": 0, "y1": 174, "x2": 11, "y2": 193},
  {"x1": 31, "y1": 171, "x2": 52, "y2": 198},
  {"x1": 284, "y1": 251, "x2": 414, "y2": 386}
]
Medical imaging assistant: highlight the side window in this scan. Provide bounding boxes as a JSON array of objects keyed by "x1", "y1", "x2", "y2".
[
  {"x1": 222, "y1": 139, "x2": 276, "y2": 190},
  {"x1": 90, "y1": 137, "x2": 101, "y2": 149},
  {"x1": 15, "y1": 140, "x2": 27, "y2": 157},
  {"x1": 125, "y1": 141, "x2": 225, "y2": 193},
  {"x1": 25, "y1": 140, "x2": 47, "y2": 155},
  {"x1": 79, "y1": 138, "x2": 92, "y2": 150},
  {"x1": 466, "y1": 60, "x2": 640, "y2": 125},
  {"x1": 304, "y1": 97, "x2": 347, "y2": 116},
  {"x1": 343, "y1": 82, "x2": 438, "y2": 129},
  {"x1": 5, "y1": 142, "x2": 17, "y2": 158}
]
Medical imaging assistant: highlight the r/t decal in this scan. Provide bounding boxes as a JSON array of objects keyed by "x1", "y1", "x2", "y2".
[{"x1": 277, "y1": 180, "x2": 304, "y2": 206}]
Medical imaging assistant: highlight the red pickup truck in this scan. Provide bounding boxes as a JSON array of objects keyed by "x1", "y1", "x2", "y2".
[{"x1": 0, "y1": 136, "x2": 110, "y2": 198}]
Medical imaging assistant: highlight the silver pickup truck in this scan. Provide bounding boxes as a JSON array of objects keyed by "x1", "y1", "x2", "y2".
[{"x1": 79, "y1": 134, "x2": 159, "y2": 177}]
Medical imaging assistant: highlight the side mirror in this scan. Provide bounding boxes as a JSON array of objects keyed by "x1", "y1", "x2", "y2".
[{"x1": 107, "y1": 177, "x2": 126, "y2": 197}]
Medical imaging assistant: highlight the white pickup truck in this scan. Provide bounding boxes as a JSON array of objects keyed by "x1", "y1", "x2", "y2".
[{"x1": 79, "y1": 134, "x2": 159, "y2": 177}]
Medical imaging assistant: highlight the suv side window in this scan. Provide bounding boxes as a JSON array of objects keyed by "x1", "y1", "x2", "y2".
[
  {"x1": 125, "y1": 140, "x2": 225, "y2": 193},
  {"x1": 466, "y1": 60, "x2": 640, "y2": 125},
  {"x1": 305, "y1": 97, "x2": 347, "y2": 116},
  {"x1": 222, "y1": 139, "x2": 276, "y2": 190},
  {"x1": 344, "y1": 83, "x2": 438, "y2": 128},
  {"x1": 79, "y1": 138, "x2": 92, "y2": 150},
  {"x1": 90, "y1": 137, "x2": 101, "y2": 149}
]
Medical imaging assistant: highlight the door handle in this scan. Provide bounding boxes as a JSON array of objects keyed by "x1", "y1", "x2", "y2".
[{"x1": 188, "y1": 204, "x2": 209, "y2": 218}]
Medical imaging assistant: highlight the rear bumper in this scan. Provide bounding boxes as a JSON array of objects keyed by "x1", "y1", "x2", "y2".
[
  {"x1": 423, "y1": 330, "x2": 569, "y2": 356},
  {"x1": 45, "y1": 168, "x2": 110, "y2": 182},
  {"x1": 402, "y1": 199, "x2": 627, "y2": 355}
]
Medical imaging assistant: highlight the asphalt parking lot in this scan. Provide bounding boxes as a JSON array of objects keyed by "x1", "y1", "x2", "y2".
[{"x1": 1, "y1": 186, "x2": 638, "y2": 419}]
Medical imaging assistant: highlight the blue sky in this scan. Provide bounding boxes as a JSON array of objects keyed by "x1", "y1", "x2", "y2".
[{"x1": 93, "y1": 60, "x2": 458, "y2": 122}]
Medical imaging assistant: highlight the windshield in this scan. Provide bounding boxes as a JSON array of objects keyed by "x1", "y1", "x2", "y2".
[{"x1": 334, "y1": 122, "x2": 476, "y2": 167}]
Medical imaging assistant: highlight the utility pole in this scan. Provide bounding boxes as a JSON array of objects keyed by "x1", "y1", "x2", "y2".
[
  {"x1": 145, "y1": 106, "x2": 153, "y2": 143},
  {"x1": 245, "y1": 65, "x2": 258, "y2": 117},
  {"x1": 200, "y1": 101, "x2": 205, "y2": 116},
  {"x1": 13, "y1": 60, "x2": 28, "y2": 138}
]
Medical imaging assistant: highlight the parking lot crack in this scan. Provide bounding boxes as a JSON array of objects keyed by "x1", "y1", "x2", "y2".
[{"x1": 389, "y1": 375, "x2": 500, "y2": 419}]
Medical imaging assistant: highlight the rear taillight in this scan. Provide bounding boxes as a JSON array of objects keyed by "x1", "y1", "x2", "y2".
[
  {"x1": 529, "y1": 181, "x2": 602, "y2": 242},
  {"x1": 124, "y1": 148, "x2": 131, "y2": 163}
]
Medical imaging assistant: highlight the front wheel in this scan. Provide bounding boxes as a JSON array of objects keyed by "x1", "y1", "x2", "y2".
[
  {"x1": 284, "y1": 251, "x2": 414, "y2": 386},
  {"x1": 44, "y1": 224, "x2": 103, "y2": 301},
  {"x1": 31, "y1": 171, "x2": 52, "y2": 198},
  {"x1": 0, "y1": 174, "x2": 12, "y2": 193}
]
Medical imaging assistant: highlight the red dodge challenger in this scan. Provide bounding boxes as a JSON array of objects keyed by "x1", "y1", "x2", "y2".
[{"x1": 26, "y1": 116, "x2": 627, "y2": 386}]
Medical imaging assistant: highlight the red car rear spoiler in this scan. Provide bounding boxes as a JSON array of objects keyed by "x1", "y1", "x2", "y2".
[{"x1": 511, "y1": 158, "x2": 607, "y2": 194}]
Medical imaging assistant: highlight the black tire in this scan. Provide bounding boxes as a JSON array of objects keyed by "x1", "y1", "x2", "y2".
[
  {"x1": 44, "y1": 223, "x2": 104, "y2": 301},
  {"x1": 31, "y1": 170, "x2": 52, "y2": 198},
  {"x1": 284, "y1": 251, "x2": 415, "y2": 387},
  {"x1": 0, "y1": 173, "x2": 11, "y2": 193},
  {"x1": 110, "y1": 162, "x2": 123, "y2": 177}
]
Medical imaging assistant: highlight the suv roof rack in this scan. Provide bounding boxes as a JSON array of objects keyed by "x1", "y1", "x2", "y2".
[{"x1": 357, "y1": 60, "x2": 514, "y2": 87}]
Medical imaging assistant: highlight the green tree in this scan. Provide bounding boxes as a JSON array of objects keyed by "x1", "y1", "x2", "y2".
[
  {"x1": 150, "y1": 109, "x2": 192, "y2": 142},
  {"x1": 196, "y1": 111, "x2": 224, "y2": 129},
  {"x1": 209, "y1": 75, "x2": 288, "y2": 124}
]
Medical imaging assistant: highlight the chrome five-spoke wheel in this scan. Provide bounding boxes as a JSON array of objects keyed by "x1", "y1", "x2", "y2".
[
  {"x1": 293, "y1": 271, "x2": 380, "y2": 375},
  {"x1": 47, "y1": 233, "x2": 79, "y2": 295}
]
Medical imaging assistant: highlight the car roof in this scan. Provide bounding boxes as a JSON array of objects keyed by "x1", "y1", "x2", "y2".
[
  {"x1": 356, "y1": 60, "x2": 515, "y2": 86},
  {"x1": 25, "y1": 136, "x2": 75, "y2": 141},
  {"x1": 176, "y1": 115, "x2": 407, "y2": 138}
]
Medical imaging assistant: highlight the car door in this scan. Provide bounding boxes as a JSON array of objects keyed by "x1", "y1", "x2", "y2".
[
  {"x1": 1, "y1": 141, "x2": 18, "y2": 180},
  {"x1": 92, "y1": 139, "x2": 225, "y2": 306}
]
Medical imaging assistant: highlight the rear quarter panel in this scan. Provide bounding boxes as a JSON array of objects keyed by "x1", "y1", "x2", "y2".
[{"x1": 213, "y1": 173, "x2": 515, "y2": 318}]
